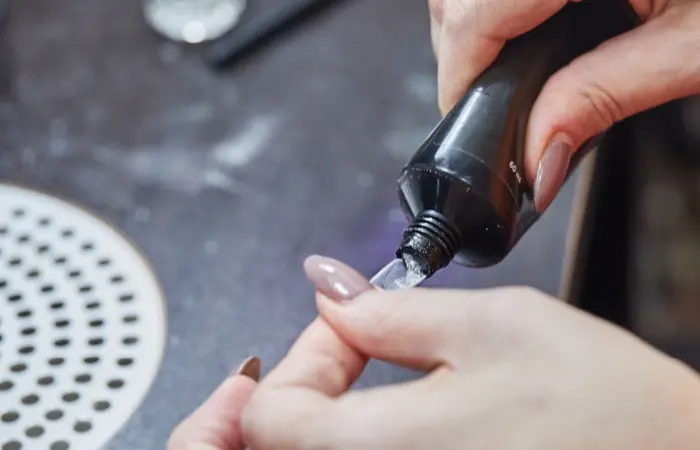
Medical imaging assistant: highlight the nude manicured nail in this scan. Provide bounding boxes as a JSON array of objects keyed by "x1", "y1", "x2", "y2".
[
  {"x1": 303, "y1": 255, "x2": 373, "y2": 302},
  {"x1": 232, "y1": 356, "x2": 261, "y2": 381},
  {"x1": 534, "y1": 135, "x2": 573, "y2": 212}
]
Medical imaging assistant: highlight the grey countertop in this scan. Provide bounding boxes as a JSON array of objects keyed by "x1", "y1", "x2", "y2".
[{"x1": 0, "y1": 0, "x2": 579, "y2": 448}]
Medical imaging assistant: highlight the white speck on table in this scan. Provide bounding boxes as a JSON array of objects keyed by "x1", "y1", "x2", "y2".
[
  {"x1": 404, "y1": 74, "x2": 437, "y2": 105},
  {"x1": 383, "y1": 127, "x2": 433, "y2": 160},
  {"x1": 357, "y1": 172, "x2": 375, "y2": 188},
  {"x1": 89, "y1": 115, "x2": 282, "y2": 199},
  {"x1": 204, "y1": 240, "x2": 219, "y2": 256},
  {"x1": 210, "y1": 115, "x2": 281, "y2": 168},
  {"x1": 134, "y1": 207, "x2": 152, "y2": 223}
]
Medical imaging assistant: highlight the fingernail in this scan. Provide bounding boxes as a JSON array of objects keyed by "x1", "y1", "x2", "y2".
[
  {"x1": 534, "y1": 134, "x2": 573, "y2": 212},
  {"x1": 303, "y1": 255, "x2": 373, "y2": 302},
  {"x1": 232, "y1": 356, "x2": 261, "y2": 381}
]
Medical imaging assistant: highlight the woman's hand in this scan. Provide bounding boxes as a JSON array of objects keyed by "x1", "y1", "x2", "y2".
[
  {"x1": 242, "y1": 256, "x2": 700, "y2": 449},
  {"x1": 429, "y1": 0, "x2": 700, "y2": 211}
]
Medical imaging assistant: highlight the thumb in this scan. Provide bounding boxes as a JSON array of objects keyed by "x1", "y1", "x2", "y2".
[{"x1": 526, "y1": 4, "x2": 700, "y2": 212}]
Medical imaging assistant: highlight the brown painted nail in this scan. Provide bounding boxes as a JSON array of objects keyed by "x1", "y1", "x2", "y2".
[
  {"x1": 232, "y1": 356, "x2": 261, "y2": 382},
  {"x1": 303, "y1": 255, "x2": 373, "y2": 302},
  {"x1": 534, "y1": 135, "x2": 573, "y2": 212}
]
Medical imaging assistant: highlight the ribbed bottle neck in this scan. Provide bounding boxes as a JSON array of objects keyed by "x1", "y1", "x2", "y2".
[{"x1": 396, "y1": 211, "x2": 462, "y2": 278}]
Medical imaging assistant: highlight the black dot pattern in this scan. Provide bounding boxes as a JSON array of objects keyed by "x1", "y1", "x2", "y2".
[{"x1": 0, "y1": 194, "x2": 162, "y2": 450}]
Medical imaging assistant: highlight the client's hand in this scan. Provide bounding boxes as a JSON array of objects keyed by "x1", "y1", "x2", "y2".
[
  {"x1": 169, "y1": 255, "x2": 700, "y2": 449},
  {"x1": 242, "y1": 256, "x2": 700, "y2": 449}
]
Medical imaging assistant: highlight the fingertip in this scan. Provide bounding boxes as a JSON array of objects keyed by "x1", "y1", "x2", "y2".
[
  {"x1": 436, "y1": 61, "x2": 457, "y2": 117},
  {"x1": 437, "y1": 96, "x2": 453, "y2": 118},
  {"x1": 315, "y1": 285, "x2": 383, "y2": 317},
  {"x1": 436, "y1": 59, "x2": 463, "y2": 118},
  {"x1": 429, "y1": 4, "x2": 443, "y2": 60},
  {"x1": 533, "y1": 134, "x2": 574, "y2": 212},
  {"x1": 435, "y1": 28, "x2": 460, "y2": 118},
  {"x1": 207, "y1": 372, "x2": 259, "y2": 416},
  {"x1": 233, "y1": 356, "x2": 262, "y2": 382},
  {"x1": 436, "y1": 33, "x2": 503, "y2": 119},
  {"x1": 525, "y1": 80, "x2": 585, "y2": 186},
  {"x1": 428, "y1": 0, "x2": 444, "y2": 24},
  {"x1": 304, "y1": 254, "x2": 373, "y2": 302}
]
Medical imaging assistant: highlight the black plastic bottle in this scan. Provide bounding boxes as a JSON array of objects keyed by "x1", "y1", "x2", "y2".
[{"x1": 394, "y1": 1, "x2": 638, "y2": 278}]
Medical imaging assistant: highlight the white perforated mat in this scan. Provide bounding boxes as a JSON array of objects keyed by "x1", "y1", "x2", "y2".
[{"x1": 0, "y1": 184, "x2": 167, "y2": 450}]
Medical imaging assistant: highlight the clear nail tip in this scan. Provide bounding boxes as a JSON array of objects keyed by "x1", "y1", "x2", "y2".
[{"x1": 370, "y1": 255, "x2": 427, "y2": 290}]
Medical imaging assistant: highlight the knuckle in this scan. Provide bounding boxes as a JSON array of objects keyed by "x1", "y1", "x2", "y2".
[
  {"x1": 499, "y1": 285, "x2": 546, "y2": 301},
  {"x1": 442, "y1": 0, "x2": 473, "y2": 27},
  {"x1": 354, "y1": 298, "x2": 407, "y2": 346},
  {"x1": 428, "y1": 0, "x2": 444, "y2": 22},
  {"x1": 445, "y1": 0, "x2": 498, "y2": 32},
  {"x1": 576, "y1": 81, "x2": 626, "y2": 131},
  {"x1": 464, "y1": 287, "x2": 546, "y2": 334},
  {"x1": 306, "y1": 351, "x2": 355, "y2": 390},
  {"x1": 496, "y1": 286, "x2": 552, "y2": 315}
]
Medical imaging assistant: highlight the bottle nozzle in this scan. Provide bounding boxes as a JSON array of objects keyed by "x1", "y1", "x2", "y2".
[{"x1": 397, "y1": 211, "x2": 462, "y2": 279}]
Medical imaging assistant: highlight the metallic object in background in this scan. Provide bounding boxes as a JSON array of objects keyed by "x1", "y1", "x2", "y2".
[
  {"x1": 143, "y1": 0, "x2": 246, "y2": 44},
  {"x1": 206, "y1": 0, "x2": 347, "y2": 69}
]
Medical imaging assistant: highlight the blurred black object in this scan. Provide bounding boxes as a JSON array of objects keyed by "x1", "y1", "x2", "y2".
[
  {"x1": 571, "y1": 121, "x2": 634, "y2": 329},
  {"x1": 655, "y1": 96, "x2": 700, "y2": 166},
  {"x1": 0, "y1": 0, "x2": 9, "y2": 31},
  {"x1": 568, "y1": 104, "x2": 700, "y2": 372},
  {"x1": 205, "y1": 0, "x2": 348, "y2": 69},
  {"x1": 0, "y1": 0, "x2": 10, "y2": 97}
]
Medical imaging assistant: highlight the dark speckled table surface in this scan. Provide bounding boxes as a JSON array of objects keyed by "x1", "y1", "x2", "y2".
[{"x1": 0, "y1": 0, "x2": 579, "y2": 448}]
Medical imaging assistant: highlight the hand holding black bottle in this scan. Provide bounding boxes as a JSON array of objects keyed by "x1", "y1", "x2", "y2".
[{"x1": 371, "y1": 1, "x2": 639, "y2": 289}]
